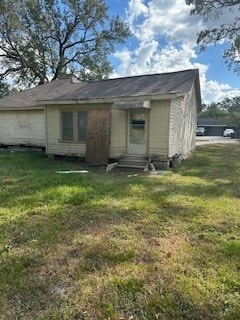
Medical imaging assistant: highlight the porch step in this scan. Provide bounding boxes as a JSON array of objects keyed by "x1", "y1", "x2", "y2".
[{"x1": 117, "y1": 155, "x2": 150, "y2": 170}]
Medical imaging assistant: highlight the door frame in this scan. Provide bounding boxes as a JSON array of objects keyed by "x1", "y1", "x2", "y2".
[{"x1": 127, "y1": 108, "x2": 149, "y2": 155}]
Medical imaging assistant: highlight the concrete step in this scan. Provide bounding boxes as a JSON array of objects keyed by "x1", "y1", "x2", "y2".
[
  {"x1": 120, "y1": 155, "x2": 149, "y2": 161},
  {"x1": 117, "y1": 164, "x2": 147, "y2": 169},
  {"x1": 117, "y1": 155, "x2": 150, "y2": 170},
  {"x1": 118, "y1": 159, "x2": 147, "y2": 165}
]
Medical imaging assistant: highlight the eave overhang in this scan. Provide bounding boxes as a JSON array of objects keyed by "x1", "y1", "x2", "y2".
[
  {"x1": 37, "y1": 92, "x2": 187, "y2": 106},
  {"x1": 0, "y1": 106, "x2": 45, "y2": 111}
]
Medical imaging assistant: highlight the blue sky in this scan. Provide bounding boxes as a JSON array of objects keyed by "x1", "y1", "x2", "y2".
[{"x1": 107, "y1": 0, "x2": 240, "y2": 104}]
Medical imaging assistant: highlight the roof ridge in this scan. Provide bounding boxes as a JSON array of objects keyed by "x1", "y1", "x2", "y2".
[{"x1": 87, "y1": 68, "x2": 199, "y2": 84}]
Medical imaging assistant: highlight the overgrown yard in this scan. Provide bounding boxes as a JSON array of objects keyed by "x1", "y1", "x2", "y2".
[{"x1": 0, "y1": 145, "x2": 240, "y2": 320}]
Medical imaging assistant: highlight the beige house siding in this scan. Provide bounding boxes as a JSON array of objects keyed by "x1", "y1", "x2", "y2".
[
  {"x1": 109, "y1": 109, "x2": 127, "y2": 158},
  {"x1": 168, "y1": 86, "x2": 197, "y2": 158},
  {"x1": 46, "y1": 103, "x2": 116, "y2": 157},
  {"x1": 0, "y1": 109, "x2": 45, "y2": 147},
  {"x1": 45, "y1": 87, "x2": 198, "y2": 161},
  {"x1": 46, "y1": 105, "x2": 86, "y2": 157},
  {"x1": 184, "y1": 85, "x2": 198, "y2": 156},
  {"x1": 148, "y1": 100, "x2": 170, "y2": 157}
]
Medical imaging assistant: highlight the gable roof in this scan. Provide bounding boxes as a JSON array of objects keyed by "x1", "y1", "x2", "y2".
[
  {"x1": 0, "y1": 77, "x2": 80, "y2": 109},
  {"x1": 50, "y1": 69, "x2": 200, "y2": 101},
  {"x1": 0, "y1": 69, "x2": 201, "y2": 109}
]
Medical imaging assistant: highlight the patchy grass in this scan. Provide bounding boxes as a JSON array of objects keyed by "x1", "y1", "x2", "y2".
[{"x1": 0, "y1": 144, "x2": 240, "y2": 319}]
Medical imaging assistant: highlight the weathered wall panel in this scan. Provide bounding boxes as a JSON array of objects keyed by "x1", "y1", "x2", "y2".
[
  {"x1": 168, "y1": 85, "x2": 197, "y2": 158},
  {"x1": 0, "y1": 109, "x2": 45, "y2": 147},
  {"x1": 148, "y1": 100, "x2": 170, "y2": 157},
  {"x1": 46, "y1": 104, "x2": 112, "y2": 161},
  {"x1": 109, "y1": 109, "x2": 127, "y2": 158},
  {"x1": 46, "y1": 105, "x2": 87, "y2": 157}
]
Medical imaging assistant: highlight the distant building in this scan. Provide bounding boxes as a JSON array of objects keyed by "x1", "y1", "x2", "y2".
[{"x1": 197, "y1": 117, "x2": 226, "y2": 136}]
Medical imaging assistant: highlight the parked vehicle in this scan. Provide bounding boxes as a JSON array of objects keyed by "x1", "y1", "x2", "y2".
[
  {"x1": 196, "y1": 127, "x2": 206, "y2": 136},
  {"x1": 223, "y1": 128, "x2": 235, "y2": 137},
  {"x1": 230, "y1": 131, "x2": 238, "y2": 139}
]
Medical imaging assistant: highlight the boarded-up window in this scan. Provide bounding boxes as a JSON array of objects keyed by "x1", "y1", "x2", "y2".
[
  {"x1": 77, "y1": 111, "x2": 87, "y2": 142},
  {"x1": 86, "y1": 109, "x2": 111, "y2": 164},
  {"x1": 62, "y1": 111, "x2": 73, "y2": 141}
]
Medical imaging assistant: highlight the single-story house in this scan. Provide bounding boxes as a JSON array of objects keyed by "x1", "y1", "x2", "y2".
[
  {"x1": 0, "y1": 69, "x2": 201, "y2": 168},
  {"x1": 39, "y1": 69, "x2": 201, "y2": 168},
  {"x1": 0, "y1": 77, "x2": 80, "y2": 147},
  {"x1": 197, "y1": 117, "x2": 226, "y2": 136}
]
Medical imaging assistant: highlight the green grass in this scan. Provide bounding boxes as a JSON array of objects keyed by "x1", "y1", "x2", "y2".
[{"x1": 0, "y1": 145, "x2": 240, "y2": 319}]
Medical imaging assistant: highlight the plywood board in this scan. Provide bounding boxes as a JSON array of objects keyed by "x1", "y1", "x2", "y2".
[{"x1": 86, "y1": 109, "x2": 111, "y2": 164}]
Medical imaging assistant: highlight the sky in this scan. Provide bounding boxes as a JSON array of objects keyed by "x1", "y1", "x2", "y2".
[{"x1": 107, "y1": 0, "x2": 240, "y2": 104}]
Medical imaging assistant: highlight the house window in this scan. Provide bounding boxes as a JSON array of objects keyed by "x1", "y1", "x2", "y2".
[
  {"x1": 78, "y1": 111, "x2": 87, "y2": 142},
  {"x1": 61, "y1": 110, "x2": 87, "y2": 142},
  {"x1": 62, "y1": 111, "x2": 73, "y2": 141},
  {"x1": 130, "y1": 109, "x2": 146, "y2": 144}
]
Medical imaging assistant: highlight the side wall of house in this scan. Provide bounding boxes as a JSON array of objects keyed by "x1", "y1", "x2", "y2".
[
  {"x1": 46, "y1": 104, "x2": 127, "y2": 158},
  {"x1": 168, "y1": 85, "x2": 197, "y2": 159},
  {"x1": 148, "y1": 100, "x2": 170, "y2": 159},
  {"x1": 0, "y1": 109, "x2": 45, "y2": 147}
]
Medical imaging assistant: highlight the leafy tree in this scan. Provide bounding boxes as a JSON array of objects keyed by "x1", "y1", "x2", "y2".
[
  {"x1": 0, "y1": 81, "x2": 11, "y2": 98},
  {"x1": 219, "y1": 96, "x2": 240, "y2": 130},
  {"x1": 200, "y1": 102, "x2": 228, "y2": 118},
  {"x1": 0, "y1": 0, "x2": 130, "y2": 87},
  {"x1": 186, "y1": 0, "x2": 240, "y2": 74},
  {"x1": 219, "y1": 96, "x2": 240, "y2": 114},
  {"x1": 199, "y1": 96, "x2": 240, "y2": 132}
]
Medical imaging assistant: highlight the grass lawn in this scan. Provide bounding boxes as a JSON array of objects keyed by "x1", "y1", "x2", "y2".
[{"x1": 0, "y1": 144, "x2": 240, "y2": 320}]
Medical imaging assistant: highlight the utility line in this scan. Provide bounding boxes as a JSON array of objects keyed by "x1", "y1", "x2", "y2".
[{"x1": 202, "y1": 88, "x2": 240, "y2": 92}]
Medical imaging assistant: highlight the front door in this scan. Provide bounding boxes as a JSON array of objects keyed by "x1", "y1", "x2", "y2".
[{"x1": 128, "y1": 109, "x2": 147, "y2": 155}]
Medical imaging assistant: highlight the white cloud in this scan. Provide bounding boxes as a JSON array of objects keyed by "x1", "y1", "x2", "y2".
[
  {"x1": 112, "y1": 49, "x2": 133, "y2": 76},
  {"x1": 112, "y1": 42, "x2": 197, "y2": 77},
  {"x1": 127, "y1": 0, "x2": 203, "y2": 44},
  {"x1": 127, "y1": 0, "x2": 148, "y2": 25},
  {"x1": 111, "y1": 0, "x2": 239, "y2": 104},
  {"x1": 135, "y1": 40, "x2": 159, "y2": 67},
  {"x1": 200, "y1": 69, "x2": 240, "y2": 103}
]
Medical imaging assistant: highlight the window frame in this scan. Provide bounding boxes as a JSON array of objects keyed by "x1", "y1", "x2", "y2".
[
  {"x1": 61, "y1": 111, "x2": 74, "y2": 142},
  {"x1": 77, "y1": 110, "x2": 88, "y2": 142},
  {"x1": 60, "y1": 109, "x2": 88, "y2": 143}
]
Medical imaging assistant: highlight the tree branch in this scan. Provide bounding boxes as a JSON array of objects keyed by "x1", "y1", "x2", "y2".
[{"x1": 0, "y1": 67, "x2": 22, "y2": 79}]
